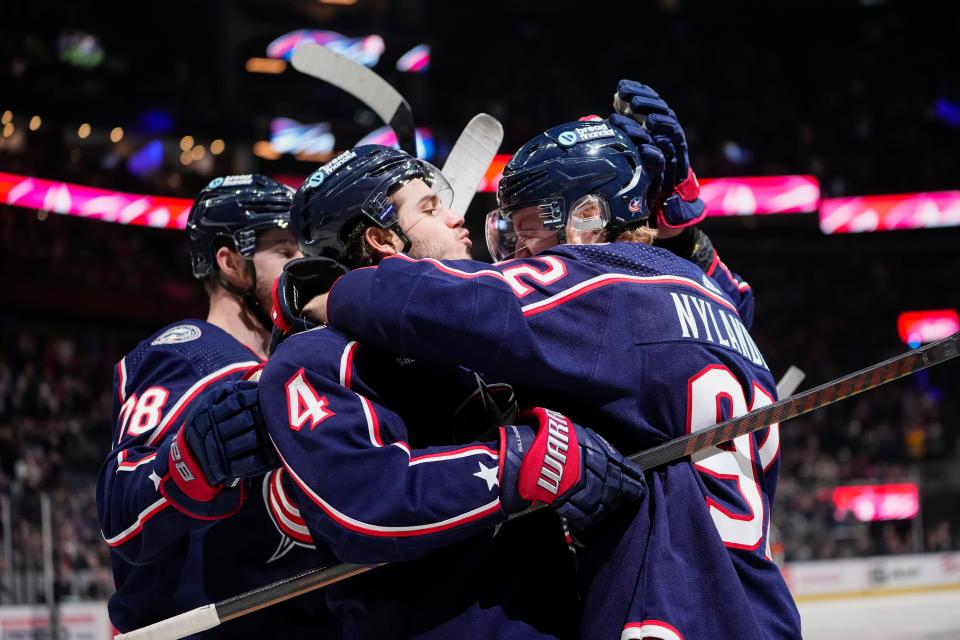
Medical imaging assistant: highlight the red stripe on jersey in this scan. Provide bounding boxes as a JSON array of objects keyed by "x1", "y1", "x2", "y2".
[
  {"x1": 103, "y1": 498, "x2": 171, "y2": 547},
  {"x1": 409, "y1": 445, "x2": 498, "y2": 465},
  {"x1": 358, "y1": 395, "x2": 384, "y2": 447},
  {"x1": 340, "y1": 341, "x2": 359, "y2": 389},
  {"x1": 277, "y1": 448, "x2": 501, "y2": 538},
  {"x1": 116, "y1": 358, "x2": 128, "y2": 404},
  {"x1": 521, "y1": 274, "x2": 738, "y2": 318},
  {"x1": 622, "y1": 620, "x2": 685, "y2": 640},
  {"x1": 705, "y1": 250, "x2": 720, "y2": 277},
  {"x1": 116, "y1": 450, "x2": 158, "y2": 472},
  {"x1": 145, "y1": 362, "x2": 258, "y2": 446}
]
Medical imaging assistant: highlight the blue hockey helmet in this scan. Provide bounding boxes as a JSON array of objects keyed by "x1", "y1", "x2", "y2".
[
  {"x1": 290, "y1": 145, "x2": 452, "y2": 261},
  {"x1": 187, "y1": 174, "x2": 294, "y2": 328},
  {"x1": 187, "y1": 174, "x2": 294, "y2": 279},
  {"x1": 486, "y1": 120, "x2": 653, "y2": 261}
]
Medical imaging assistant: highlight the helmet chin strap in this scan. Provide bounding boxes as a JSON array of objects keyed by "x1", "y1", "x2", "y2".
[
  {"x1": 214, "y1": 259, "x2": 274, "y2": 332},
  {"x1": 385, "y1": 220, "x2": 413, "y2": 255}
]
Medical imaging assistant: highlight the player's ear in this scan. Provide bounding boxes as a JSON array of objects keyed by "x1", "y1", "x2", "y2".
[
  {"x1": 215, "y1": 245, "x2": 250, "y2": 287},
  {"x1": 363, "y1": 226, "x2": 403, "y2": 258}
]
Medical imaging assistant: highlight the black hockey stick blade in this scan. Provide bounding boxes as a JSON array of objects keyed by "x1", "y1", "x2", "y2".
[
  {"x1": 291, "y1": 44, "x2": 417, "y2": 156},
  {"x1": 116, "y1": 331, "x2": 959, "y2": 640}
]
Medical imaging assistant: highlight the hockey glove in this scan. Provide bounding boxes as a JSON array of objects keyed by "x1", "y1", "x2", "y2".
[
  {"x1": 613, "y1": 80, "x2": 706, "y2": 229},
  {"x1": 498, "y1": 408, "x2": 646, "y2": 530},
  {"x1": 606, "y1": 113, "x2": 666, "y2": 214},
  {"x1": 271, "y1": 256, "x2": 349, "y2": 339},
  {"x1": 158, "y1": 380, "x2": 276, "y2": 517}
]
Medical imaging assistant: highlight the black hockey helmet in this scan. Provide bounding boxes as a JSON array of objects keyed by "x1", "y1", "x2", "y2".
[
  {"x1": 187, "y1": 174, "x2": 294, "y2": 328},
  {"x1": 487, "y1": 120, "x2": 652, "y2": 260},
  {"x1": 187, "y1": 174, "x2": 294, "y2": 278},
  {"x1": 290, "y1": 145, "x2": 451, "y2": 262}
]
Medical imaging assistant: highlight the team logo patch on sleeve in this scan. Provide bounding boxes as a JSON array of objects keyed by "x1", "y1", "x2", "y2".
[{"x1": 151, "y1": 324, "x2": 202, "y2": 345}]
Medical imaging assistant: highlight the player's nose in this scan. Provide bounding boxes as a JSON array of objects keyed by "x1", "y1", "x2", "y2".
[{"x1": 445, "y1": 207, "x2": 465, "y2": 228}]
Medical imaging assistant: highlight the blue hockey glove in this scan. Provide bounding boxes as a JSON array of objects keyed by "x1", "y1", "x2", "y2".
[
  {"x1": 157, "y1": 379, "x2": 275, "y2": 518},
  {"x1": 180, "y1": 379, "x2": 278, "y2": 486},
  {"x1": 270, "y1": 256, "x2": 349, "y2": 352},
  {"x1": 614, "y1": 80, "x2": 706, "y2": 229},
  {"x1": 606, "y1": 113, "x2": 666, "y2": 213},
  {"x1": 498, "y1": 408, "x2": 646, "y2": 530}
]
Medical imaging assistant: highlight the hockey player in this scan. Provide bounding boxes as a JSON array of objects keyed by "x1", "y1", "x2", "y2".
[
  {"x1": 96, "y1": 175, "x2": 336, "y2": 637},
  {"x1": 301, "y1": 120, "x2": 802, "y2": 638},
  {"x1": 259, "y1": 146, "x2": 647, "y2": 638}
]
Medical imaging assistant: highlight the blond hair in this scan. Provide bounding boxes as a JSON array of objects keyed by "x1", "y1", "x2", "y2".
[{"x1": 609, "y1": 224, "x2": 658, "y2": 245}]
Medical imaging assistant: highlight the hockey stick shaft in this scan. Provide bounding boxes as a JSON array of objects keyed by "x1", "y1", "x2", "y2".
[
  {"x1": 632, "y1": 331, "x2": 958, "y2": 470},
  {"x1": 116, "y1": 332, "x2": 958, "y2": 640}
]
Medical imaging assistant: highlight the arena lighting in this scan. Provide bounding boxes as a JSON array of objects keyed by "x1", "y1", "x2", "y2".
[
  {"x1": 29, "y1": 116, "x2": 41, "y2": 131},
  {"x1": 109, "y1": 127, "x2": 123, "y2": 143},
  {"x1": 270, "y1": 118, "x2": 336, "y2": 156},
  {"x1": 266, "y1": 30, "x2": 384, "y2": 67},
  {"x1": 319, "y1": 0, "x2": 358, "y2": 5},
  {"x1": 820, "y1": 190, "x2": 960, "y2": 233},
  {"x1": 245, "y1": 57, "x2": 288, "y2": 74},
  {"x1": 1, "y1": 111, "x2": 11, "y2": 125},
  {"x1": 252, "y1": 140, "x2": 282, "y2": 161},
  {"x1": 396, "y1": 44, "x2": 430, "y2": 73},
  {"x1": 180, "y1": 135, "x2": 194, "y2": 151},
  {"x1": 1, "y1": 168, "x2": 944, "y2": 230},
  {"x1": 356, "y1": 126, "x2": 434, "y2": 161},
  {"x1": 78, "y1": 123, "x2": 91, "y2": 139},
  {"x1": 210, "y1": 139, "x2": 225, "y2": 155},
  {"x1": 897, "y1": 310, "x2": 960, "y2": 348},
  {"x1": 831, "y1": 483, "x2": 919, "y2": 522},
  {"x1": 477, "y1": 157, "x2": 821, "y2": 216},
  {"x1": 0, "y1": 171, "x2": 192, "y2": 229}
]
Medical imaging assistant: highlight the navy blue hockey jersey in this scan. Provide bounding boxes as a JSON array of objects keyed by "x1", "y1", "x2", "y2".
[
  {"x1": 322, "y1": 243, "x2": 802, "y2": 640},
  {"x1": 260, "y1": 327, "x2": 581, "y2": 638},
  {"x1": 96, "y1": 320, "x2": 335, "y2": 637}
]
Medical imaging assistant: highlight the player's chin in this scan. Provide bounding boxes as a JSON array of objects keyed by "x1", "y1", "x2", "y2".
[{"x1": 449, "y1": 241, "x2": 472, "y2": 260}]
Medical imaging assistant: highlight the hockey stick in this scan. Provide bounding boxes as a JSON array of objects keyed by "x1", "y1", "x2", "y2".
[
  {"x1": 290, "y1": 43, "x2": 502, "y2": 217},
  {"x1": 116, "y1": 332, "x2": 959, "y2": 640},
  {"x1": 776, "y1": 365, "x2": 805, "y2": 399},
  {"x1": 442, "y1": 114, "x2": 504, "y2": 216},
  {"x1": 291, "y1": 44, "x2": 417, "y2": 157}
]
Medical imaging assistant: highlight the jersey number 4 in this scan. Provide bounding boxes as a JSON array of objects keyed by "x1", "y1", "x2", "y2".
[{"x1": 687, "y1": 365, "x2": 779, "y2": 552}]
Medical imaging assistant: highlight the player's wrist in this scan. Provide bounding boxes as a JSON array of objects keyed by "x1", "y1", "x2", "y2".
[
  {"x1": 497, "y1": 425, "x2": 535, "y2": 514},
  {"x1": 154, "y1": 433, "x2": 245, "y2": 520},
  {"x1": 169, "y1": 428, "x2": 224, "y2": 501}
]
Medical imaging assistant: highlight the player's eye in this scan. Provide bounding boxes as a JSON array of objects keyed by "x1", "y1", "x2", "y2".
[{"x1": 421, "y1": 196, "x2": 440, "y2": 215}]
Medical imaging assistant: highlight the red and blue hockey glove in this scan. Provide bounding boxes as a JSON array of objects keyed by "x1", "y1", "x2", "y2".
[
  {"x1": 270, "y1": 256, "x2": 349, "y2": 352},
  {"x1": 498, "y1": 408, "x2": 647, "y2": 530},
  {"x1": 613, "y1": 80, "x2": 706, "y2": 229},
  {"x1": 158, "y1": 380, "x2": 277, "y2": 518}
]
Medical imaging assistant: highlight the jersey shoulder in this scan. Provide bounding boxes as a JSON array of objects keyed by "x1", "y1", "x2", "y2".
[
  {"x1": 552, "y1": 242, "x2": 737, "y2": 307},
  {"x1": 122, "y1": 320, "x2": 261, "y2": 385},
  {"x1": 263, "y1": 326, "x2": 354, "y2": 384}
]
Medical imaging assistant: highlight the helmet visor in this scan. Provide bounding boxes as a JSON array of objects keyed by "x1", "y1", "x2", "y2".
[
  {"x1": 360, "y1": 160, "x2": 453, "y2": 229},
  {"x1": 485, "y1": 198, "x2": 565, "y2": 261}
]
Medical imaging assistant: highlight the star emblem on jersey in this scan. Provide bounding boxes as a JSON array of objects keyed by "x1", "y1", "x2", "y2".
[
  {"x1": 473, "y1": 462, "x2": 499, "y2": 491},
  {"x1": 149, "y1": 471, "x2": 162, "y2": 490}
]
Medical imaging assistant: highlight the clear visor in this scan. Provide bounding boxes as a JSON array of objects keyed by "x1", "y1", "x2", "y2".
[
  {"x1": 485, "y1": 194, "x2": 610, "y2": 261},
  {"x1": 360, "y1": 160, "x2": 454, "y2": 229}
]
